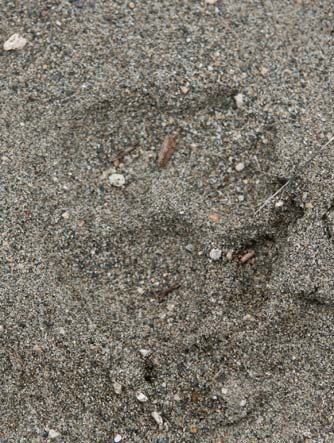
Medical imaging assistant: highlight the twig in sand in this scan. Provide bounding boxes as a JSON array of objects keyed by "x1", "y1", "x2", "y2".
[
  {"x1": 110, "y1": 145, "x2": 138, "y2": 163},
  {"x1": 155, "y1": 281, "x2": 180, "y2": 303},
  {"x1": 255, "y1": 136, "x2": 334, "y2": 214},
  {"x1": 158, "y1": 135, "x2": 177, "y2": 167}
]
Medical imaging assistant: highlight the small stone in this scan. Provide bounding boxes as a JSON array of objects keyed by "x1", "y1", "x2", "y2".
[
  {"x1": 113, "y1": 382, "x2": 122, "y2": 395},
  {"x1": 180, "y1": 86, "x2": 189, "y2": 95},
  {"x1": 260, "y1": 66, "x2": 268, "y2": 76},
  {"x1": 305, "y1": 202, "x2": 313, "y2": 209},
  {"x1": 238, "y1": 195, "x2": 245, "y2": 202},
  {"x1": 185, "y1": 244, "x2": 194, "y2": 253},
  {"x1": 139, "y1": 349, "x2": 151, "y2": 357},
  {"x1": 128, "y1": 2, "x2": 135, "y2": 9},
  {"x1": 48, "y1": 430, "x2": 60, "y2": 439},
  {"x1": 62, "y1": 211, "x2": 70, "y2": 219},
  {"x1": 190, "y1": 425, "x2": 198, "y2": 433},
  {"x1": 136, "y1": 392, "x2": 148, "y2": 402},
  {"x1": 240, "y1": 399, "x2": 247, "y2": 407},
  {"x1": 4, "y1": 33, "x2": 27, "y2": 51},
  {"x1": 206, "y1": 0, "x2": 218, "y2": 3},
  {"x1": 235, "y1": 162, "x2": 245, "y2": 172},
  {"x1": 226, "y1": 250, "x2": 233, "y2": 261},
  {"x1": 109, "y1": 173, "x2": 125, "y2": 187},
  {"x1": 209, "y1": 248, "x2": 222, "y2": 261},
  {"x1": 209, "y1": 212, "x2": 221, "y2": 223},
  {"x1": 33, "y1": 344, "x2": 43, "y2": 353},
  {"x1": 114, "y1": 435, "x2": 122, "y2": 443},
  {"x1": 243, "y1": 314, "x2": 255, "y2": 322},
  {"x1": 234, "y1": 93, "x2": 244, "y2": 109},
  {"x1": 0, "y1": 325, "x2": 4, "y2": 333},
  {"x1": 275, "y1": 200, "x2": 284, "y2": 208},
  {"x1": 137, "y1": 287, "x2": 145, "y2": 295},
  {"x1": 151, "y1": 411, "x2": 163, "y2": 427}
]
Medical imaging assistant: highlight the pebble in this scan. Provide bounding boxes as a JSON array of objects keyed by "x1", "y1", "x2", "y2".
[
  {"x1": 113, "y1": 381, "x2": 122, "y2": 395},
  {"x1": 109, "y1": 173, "x2": 125, "y2": 187},
  {"x1": 206, "y1": 0, "x2": 218, "y2": 4},
  {"x1": 240, "y1": 399, "x2": 247, "y2": 407},
  {"x1": 139, "y1": 349, "x2": 151, "y2": 357},
  {"x1": 48, "y1": 430, "x2": 60, "y2": 439},
  {"x1": 62, "y1": 211, "x2": 70, "y2": 219},
  {"x1": 114, "y1": 435, "x2": 122, "y2": 443},
  {"x1": 185, "y1": 244, "x2": 194, "y2": 253},
  {"x1": 151, "y1": 411, "x2": 163, "y2": 427},
  {"x1": 226, "y1": 249, "x2": 234, "y2": 261},
  {"x1": 180, "y1": 86, "x2": 189, "y2": 95},
  {"x1": 234, "y1": 93, "x2": 244, "y2": 109},
  {"x1": 275, "y1": 200, "x2": 284, "y2": 208},
  {"x1": 3, "y1": 33, "x2": 27, "y2": 51},
  {"x1": 136, "y1": 392, "x2": 148, "y2": 402},
  {"x1": 209, "y1": 248, "x2": 222, "y2": 261},
  {"x1": 235, "y1": 162, "x2": 245, "y2": 172},
  {"x1": 243, "y1": 314, "x2": 256, "y2": 322}
]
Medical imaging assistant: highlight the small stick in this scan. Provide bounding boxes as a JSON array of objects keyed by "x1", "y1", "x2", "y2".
[
  {"x1": 240, "y1": 250, "x2": 255, "y2": 264},
  {"x1": 255, "y1": 136, "x2": 334, "y2": 214},
  {"x1": 155, "y1": 281, "x2": 180, "y2": 303},
  {"x1": 110, "y1": 145, "x2": 138, "y2": 163}
]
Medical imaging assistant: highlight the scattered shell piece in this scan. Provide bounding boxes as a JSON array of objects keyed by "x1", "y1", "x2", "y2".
[
  {"x1": 235, "y1": 162, "x2": 245, "y2": 172},
  {"x1": 206, "y1": 0, "x2": 218, "y2": 3},
  {"x1": 226, "y1": 249, "x2": 233, "y2": 261},
  {"x1": 185, "y1": 244, "x2": 194, "y2": 253},
  {"x1": 113, "y1": 382, "x2": 122, "y2": 395},
  {"x1": 234, "y1": 93, "x2": 244, "y2": 109},
  {"x1": 151, "y1": 411, "x2": 163, "y2": 427},
  {"x1": 62, "y1": 211, "x2": 70, "y2": 219},
  {"x1": 128, "y1": 2, "x2": 135, "y2": 9},
  {"x1": 139, "y1": 349, "x2": 151, "y2": 358},
  {"x1": 260, "y1": 66, "x2": 268, "y2": 76},
  {"x1": 240, "y1": 250, "x2": 255, "y2": 264},
  {"x1": 136, "y1": 392, "x2": 148, "y2": 402},
  {"x1": 158, "y1": 135, "x2": 176, "y2": 167},
  {"x1": 114, "y1": 435, "x2": 122, "y2": 443},
  {"x1": 109, "y1": 173, "x2": 125, "y2": 187},
  {"x1": 305, "y1": 202, "x2": 313, "y2": 209},
  {"x1": 209, "y1": 212, "x2": 221, "y2": 223},
  {"x1": 275, "y1": 200, "x2": 284, "y2": 208},
  {"x1": 33, "y1": 344, "x2": 43, "y2": 353},
  {"x1": 180, "y1": 86, "x2": 189, "y2": 95},
  {"x1": 48, "y1": 430, "x2": 60, "y2": 439},
  {"x1": 3, "y1": 33, "x2": 27, "y2": 51},
  {"x1": 243, "y1": 314, "x2": 256, "y2": 322},
  {"x1": 209, "y1": 248, "x2": 222, "y2": 261},
  {"x1": 240, "y1": 399, "x2": 247, "y2": 407}
]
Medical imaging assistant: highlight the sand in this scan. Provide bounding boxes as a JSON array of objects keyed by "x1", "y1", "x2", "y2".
[{"x1": 1, "y1": 1, "x2": 334, "y2": 442}]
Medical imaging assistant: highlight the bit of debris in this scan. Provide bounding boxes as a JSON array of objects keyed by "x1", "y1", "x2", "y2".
[
  {"x1": 151, "y1": 411, "x2": 163, "y2": 427},
  {"x1": 185, "y1": 243, "x2": 194, "y2": 253},
  {"x1": 243, "y1": 314, "x2": 256, "y2": 321},
  {"x1": 240, "y1": 250, "x2": 255, "y2": 264},
  {"x1": 235, "y1": 162, "x2": 245, "y2": 172},
  {"x1": 155, "y1": 281, "x2": 180, "y2": 303},
  {"x1": 275, "y1": 200, "x2": 284, "y2": 208},
  {"x1": 3, "y1": 33, "x2": 27, "y2": 51},
  {"x1": 305, "y1": 202, "x2": 313, "y2": 209},
  {"x1": 226, "y1": 249, "x2": 234, "y2": 261},
  {"x1": 128, "y1": 2, "x2": 135, "y2": 9},
  {"x1": 209, "y1": 248, "x2": 222, "y2": 261},
  {"x1": 180, "y1": 86, "x2": 189, "y2": 95},
  {"x1": 109, "y1": 173, "x2": 125, "y2": 187},
  {"x1": 234, "y1": 93, "x2": 244, "y2": 109},
  {"x1": 209, "y1": 212, "x2": 221, "y2": 223},
  {"x1": 206, "y1": 0, "x2": 218, "y2": 4},
  {"x1": 158, "y1": 135, "x2": 177, "y2": 167},
  {"x1": 139, "y1": 349, "x2": 151, "y2": 358},
  {"x1": 48, "y1": 430, "x2": 60, "y2": 439},
  {"x1": 114, "y1": 435, "x2": 122, "y2": 443},
  {"x1": 136, "y1": 392, "x2": 148, "y2": 402},
  {"x1": 110, "y1": 145, "x2": 137, "y2": 164},
  {"x1": 260, "y1": 66, "x2": 269, "y2": 76},
  {"x1": 113, "y1": 381, "x2": 122, "y2": 395},
  {"x1": 62, "y1": 211, "x2": 70, "y2": 220}
]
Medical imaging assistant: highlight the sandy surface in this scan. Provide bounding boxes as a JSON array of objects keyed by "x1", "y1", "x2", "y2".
[{"x1": 1, "y1": 1, "x2": 334, "y2": 442}]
